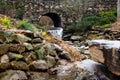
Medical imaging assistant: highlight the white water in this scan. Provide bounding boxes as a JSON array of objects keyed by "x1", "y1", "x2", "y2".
[
  {"x1": 91, "y1": 40, "x2": 120, "y2": 49},
  {"x1": 48, "y1": 27, "x2": 63, "y2": 40}
]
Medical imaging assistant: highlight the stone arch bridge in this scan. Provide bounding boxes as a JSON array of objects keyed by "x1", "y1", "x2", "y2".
[{"x1": 0, "y1": 0, "x2": 117, "y2": 28}]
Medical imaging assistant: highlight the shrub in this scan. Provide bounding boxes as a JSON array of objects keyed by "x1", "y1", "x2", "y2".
[
  {"x1": 67, "y1": 14, "x2": 99, "y2": 32},
  {"x1": 18, "y1": 20, "x2": 38, "y2": 32},
  {"x1": 96, "y1": 10, "x2": 117, "y2": 26},
  {"x1": 0, "y1": 16, "x2": 13, "y2": 28},
  {"x1": 67, "y1": 10, "x2": 117, "y2": 32}
]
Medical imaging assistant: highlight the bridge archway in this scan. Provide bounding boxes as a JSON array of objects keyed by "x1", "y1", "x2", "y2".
[{"x1": 41, "y1": 13, "x2": 62, "y2": 28}]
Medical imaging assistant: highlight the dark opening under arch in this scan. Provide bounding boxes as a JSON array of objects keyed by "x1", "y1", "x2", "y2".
[{"x1": 43, "y1": 13, "x2": 62, "y2": 27}]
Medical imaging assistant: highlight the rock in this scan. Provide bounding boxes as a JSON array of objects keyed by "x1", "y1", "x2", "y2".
[
  {"x1": 10, "y1": 61, "x2": 29, "y2": 70},
  {"x1": 0, "y1": 44, "x2": 9, "y2": 56},
  {"x1": 22, "y1": 51, "x2": 37, "y2": 64},
  {"x1": 45, "y1": 55, "x2": 56, "y2": 68},
  {"x1": 82, "y1": 50, "x2": 90, "y2": 55},
  {"x1": 23, "y1": 43, "x2": 33, "y2": 51},
  {"x1": 32, "y1": 44, "x2": 43, "y2": 49},
  {"x1": 70, "y1": 36, "x2": 82, "y2": 41},
  {"x1": 4, "y1": 31, "x2": 16, "y2": 43},
  {"x1": 0, "y1": 70, "x2": 27, "y2": 80},
  {"x1": 89, "y1": 40, "x2": 120, "y2": 76},
  {"x1": 15, "y1": 34, "x2": 32, "y2": 42},
  {"x1": 28, "y1": 72, "x2": 49, "y2": 80},
  {"x1": 9, "y1": 44, "x2": 26, "y2": 53},
  {"x1": 32, "y1": 38, "x2": 42, "y2": 43},
  {"x1": 57, "y1": 59, "x2": 68, "y2": 65},
  {"x1": 59, "y1": 51, "x2": 74, "y2": 62},
  {"x1": 8, "y1": 52, "x2": 23, "y2": 60},
  {"x1": 89, "y1": 46, "x2": 104, "y2": 63},
  {"x1": 0, "y1": 55, "x2": 9, "y2": 63},
  {"x1": 0, "y1": 30, "x2": 5, "y2": 43},
  {"x1": 53, "y1": 44, "x2": 63, "y2": 53},
  {"x1": 0, "y1": 62, "x2": 10, "y2": 70},
  {"x1": 29, "y1": 60, "x2": 48, "y2": 71}
]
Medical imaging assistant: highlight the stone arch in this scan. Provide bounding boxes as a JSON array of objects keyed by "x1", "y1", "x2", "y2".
[{"x1": 42, "y1": 13, "x2": 62, "y2": 27}]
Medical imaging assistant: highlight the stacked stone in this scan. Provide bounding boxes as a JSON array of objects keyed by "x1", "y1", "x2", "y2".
[{"x1": 0, "y1": 29, "x2": 76, "y2": 80}]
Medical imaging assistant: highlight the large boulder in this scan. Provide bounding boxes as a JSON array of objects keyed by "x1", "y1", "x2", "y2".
[{"x1": 89, "y1": 40, "x2": 120, "y2": 76}]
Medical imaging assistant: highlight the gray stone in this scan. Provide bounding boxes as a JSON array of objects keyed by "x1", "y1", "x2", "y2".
[
  {"x1": 59, "y1": 51, "x2": 74, "y2": 62},
  {"x1": 23, "y1": 43, "x2": 33, "y2": 51},
  {"x1": 15, "y1": 34, "x2": 32, "y2": 42},
  {"x1": 4, "y1": 31, "x2": 16, "y2": 43},
  {"x1": 10, "y1": 61, "x2": 29, "y2": 70},
  {"x1": 9, "y1": 44, "x2": 26, "y2": 53},
  {"x1": 0, "y1": 63, "x2": 10, "y2": 70},
  {"x1": 70, "y1": 36, "x2": 82, "y2": 41},
  {"x1": 22, "y1": 51, "x2": 37, "y2": 64},
  {"x1": 82, "y1": 50, "x2": 90, "y2": 55},
  {"x1": 0, "y1": 44, "x2": 9, "y2": 56},
  {"x1": 28, "y1": 72, "x2": 49, "y2": 80},
  {"x1": 45, "y1": 55, "x2": 56, "y2": 68},
  {"x1": 32, "y1": 38, "x2": 42, "y2": 43},
  {"x1": 0, "y1": 55, "x2": 9, "y2": 63},
  {"x1": 8, "y1": 52, "x2": 23, "y2": 60},
  {"x1": 32, "y1": 44, "x2": 43, "y2": 49},
  {"x1": 0, "y1": 70, "x2": 28, "y2": 80},
  {"x1": 0, "y1": 30, "x2": 5, "y2": 43},
  {"x1": 30, "y1": 60, "x2": 48, "y2": 71}
]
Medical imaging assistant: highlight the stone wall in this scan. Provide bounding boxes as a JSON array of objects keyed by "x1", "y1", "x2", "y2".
[{"x1": 0, "y1": 0, "x2": 117, "y2": 27}]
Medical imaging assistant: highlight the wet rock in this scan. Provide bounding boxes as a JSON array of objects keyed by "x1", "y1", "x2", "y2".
[
  {"x1": 8, "y1": 52, "x2": 23, "y2": 60},
  {"x1": 45, "y1": 55, "x2": 56, "y2": 68},
  {"x1": 0, "y1": 70, "x2": 27, "y2": 80},
  {"x1": 29, "y1": 60, "x2": 48, "y2": 71},
  {"x1": 0, "y1": 44, "x2": 9, "y2": 56},
  {"x1": 28, "y1": 72, "x2": 49, "y2": 80},
  {"x1": 10, "y1": 61, "x2": 29, "y2": 70},
  {"x1": 23, "y1": 43, "x2": 33, "y2": 51},
  {"x1": 32, "y1": 38, "x2": 42, "y2": 43},
  {"x1": 9, "y1": 44, "x2": 26, "y2": 53}
]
